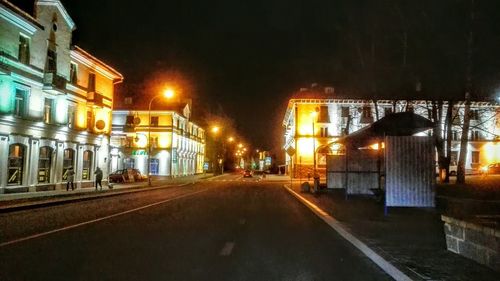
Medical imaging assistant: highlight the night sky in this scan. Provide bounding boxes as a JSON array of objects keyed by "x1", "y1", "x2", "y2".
[{"x1": 34, "y1": 1, "x2": 500, "y2": 155}]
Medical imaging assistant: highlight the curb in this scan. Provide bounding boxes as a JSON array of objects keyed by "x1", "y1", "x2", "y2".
[
  {"x1": 283, "y1": 184, "x2": 413, "y2": 281},
  {"x1": 0, "y1": 182, "x2": 193, "y2": 213}
]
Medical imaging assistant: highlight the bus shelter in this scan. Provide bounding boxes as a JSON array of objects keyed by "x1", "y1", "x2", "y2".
[{"x1": 326, "y1": 112, "x2": 436, "y2": 209}]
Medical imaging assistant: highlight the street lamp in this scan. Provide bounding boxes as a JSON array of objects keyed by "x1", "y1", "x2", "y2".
[
  {"x1": 311, "y1": 110, "x2": 318, "y2": 177},
  {"x1": 147, "y1": 88, "x2": 175, "y2": 186}
]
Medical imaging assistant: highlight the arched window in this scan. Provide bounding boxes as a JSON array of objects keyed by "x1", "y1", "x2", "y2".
[
  {"x1": 62, "y1": 149, "x2": 74, "y2": 181},
  {"x1": 82, "y1": 150, "x2": 93, "y2": 180},
  {"x1": 38, "y1": 146, "x2": 53, "y2": 183},
  {"x1": 8, "y1": 144, "x2": 25, "y2": 186}
]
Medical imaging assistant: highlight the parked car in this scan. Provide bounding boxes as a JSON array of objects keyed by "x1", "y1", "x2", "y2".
[
  {"x1": 243, "y1": 169, "x2": 252, "y2": 178},
  {"x1": 481, "y1": 163, "x2": 500, "y2": 174},
  {"x1": 109, "y1": 168, "x2": 147, "y2": 183}
]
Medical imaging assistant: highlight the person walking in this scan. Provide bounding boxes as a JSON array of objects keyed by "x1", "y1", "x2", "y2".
[
  {"x1": 94, "y1": 167, "x2": 103, "y2": 191},
  {"x1": 66, "y1": 166, "x2": 75, "y2": 191}
]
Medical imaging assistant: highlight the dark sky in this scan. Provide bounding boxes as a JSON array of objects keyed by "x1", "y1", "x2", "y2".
[{"x1": 51, "y1": 1, "x2": 500, "y2": 152}]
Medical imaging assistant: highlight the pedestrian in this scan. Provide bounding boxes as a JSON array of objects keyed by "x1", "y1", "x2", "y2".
[
  {"x1": 94, "y1": 167, "x2": 103, "y2": 191},
  {"x1": 66, "y1": 166, "x2": 75, "y2": 191}
]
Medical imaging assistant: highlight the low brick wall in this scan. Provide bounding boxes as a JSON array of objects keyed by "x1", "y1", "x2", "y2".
[{"x1": 442, "y1": 215, "x2": 500, "y2": 271}]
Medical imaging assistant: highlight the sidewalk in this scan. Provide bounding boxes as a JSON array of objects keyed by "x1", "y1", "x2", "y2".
[
  {"x1": 286, "y1": 183, "x2": 498, "y2": 281},
  {"x1": 0, "y1": 173, "x2": 214, "y2": 212}
]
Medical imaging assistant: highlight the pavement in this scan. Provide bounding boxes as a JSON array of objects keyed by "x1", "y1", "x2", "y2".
[
  {"x1": 286, "y1": 182, "x2": 499, "y2": 281},
  {"x1": 0, "y1": 173, "x2": 218, "y2": 212}
]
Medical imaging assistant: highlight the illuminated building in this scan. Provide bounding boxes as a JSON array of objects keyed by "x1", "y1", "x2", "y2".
[
  {"x1": 0, "y1": 0, "x2": 123, "y2": 193},
  {"x1": 283, "y1": 87, "x2": 500, "y2": 178},
  {"x1": 111, "y1": 98, "x2": 205, "y2": 177}
]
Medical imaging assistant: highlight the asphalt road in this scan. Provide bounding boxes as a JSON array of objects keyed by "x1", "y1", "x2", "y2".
[{"x1": 0, "y1": 175, "x2": 391, "y2": 281}]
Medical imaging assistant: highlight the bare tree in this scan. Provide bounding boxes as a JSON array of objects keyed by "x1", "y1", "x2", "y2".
[{"x1": 457, "y1": 0, "x2": 475, "y2": 184}]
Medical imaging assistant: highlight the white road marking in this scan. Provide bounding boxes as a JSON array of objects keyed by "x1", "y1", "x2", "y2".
[
  {"x1": 219, "y1": 242, "x2": 235, "y2": 256},
  {"x1": 283, "y1": 185, "x2": 413, "y2": 281},
  {"x1": 0, "y1": 189, "x2": 209, "y2": 248}
]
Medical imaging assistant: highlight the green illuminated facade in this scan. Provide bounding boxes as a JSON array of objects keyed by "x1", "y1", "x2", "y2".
[{"x1": 0, "y1": 0, "x2": 123, "y2": 193}]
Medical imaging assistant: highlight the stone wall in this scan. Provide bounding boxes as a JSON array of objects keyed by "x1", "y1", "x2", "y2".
[{"x1": 442, "y1": 215, "x2": 499, "y2": 271}]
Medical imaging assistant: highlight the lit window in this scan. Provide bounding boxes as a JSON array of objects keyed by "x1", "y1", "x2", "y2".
[
  {"x1": 14, "y1": 89, "x2": 27, "y2": 118},
  {"x1": 38, "y1": 147, "x2": 52, "y2": 183},
  {"x1": 82, "y1": 150, "x2": 92, "y2": 180},
  {"x1": 62, "y1": 149, "x2": 75, "y2": 181},
  {"x1": 44, "y1": 98, "x2": 53, "y2": 124},
  {"x1": 8, "y1": 144, "x2": 25, "y2": 186},
  {"x1": 67, "y1": 105, "x2": 75, "y2": 128}
]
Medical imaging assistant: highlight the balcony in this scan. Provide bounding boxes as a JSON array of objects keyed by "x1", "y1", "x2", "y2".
[
  {"x1": 43, "y1": 72, "x2": 67, "y2": 94},
  {"x1": 87, "y1": 92, "x2": 105, "y2": 107}
]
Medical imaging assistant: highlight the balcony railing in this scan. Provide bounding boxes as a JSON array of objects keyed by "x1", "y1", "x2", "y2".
[
  {"x1": 43, "y1": 72, "x2": 67, "y2": 93},
  {"x1": 87, "y1": 92, "x2": 105, "y2": 107}
]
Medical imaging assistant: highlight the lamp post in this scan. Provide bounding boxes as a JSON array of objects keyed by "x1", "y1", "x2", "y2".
[
  {"x1": 311, "y1": 111, "x2": 318, "y2": 177},
  {"x1": 147, "y1": 88, "x2": 174, "y2": 186}
]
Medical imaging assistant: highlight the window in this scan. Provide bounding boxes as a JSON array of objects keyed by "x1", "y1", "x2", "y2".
[
  {"x1": 87, "y1": 110, "x2": 93, "y2": 130},
  {"x1": 150, "y1": 158, "x2": 159, "y2": 175},
  {"x1": 124, "y1": 158, "x2": 135, "y2": 169},
  {"x1": 70, "y1": 62, "x2": 78, "y2": 84},
  {"x1": 450, "y1": 151, "x2": 458, "y2": 166},
  {"x1": 82, "y1": 150, "x2": 92, "y2": 180},
  {"x1": 62, "y1": 149, "x2": 74, "y2": 181},
  {"x1": 471, "y1": 151, "x2": 480, "y2": 164},
  {"x1": 451, "y1": 131, "x2": 458, "y2": 141},
  {"x1": 360, "y1": 106, "x2": 373, "y2": 124},
  {"x1": 8, "y1": 144, "x2": 25, "y2": 186},
  {"x1": 46, "y1": 49, "x2": 57, "y2": 72},
  {"x1": 18, "y1": 34, "x2": 30, "y2": 64},
  {"x1": 470, "y1": 109, "x2": 479, "y2": 120},
  {"x1": 471, "y1": 131, "x2": 480, "y2": 141},
  {"x1": 38, "y1": 147, "x2": 52, "y2": 183},
  {"x1": 384, "y1": 107, "x2": 393, "y2": 116},
  {"x1": 320, "y1": 127, "x2": 329, "y2": 137},
  {"x1": 341, "y1": 107, "x2": 350, "y2": 117},
  {"x1": 317, "y1": 106, "x2": 330, "y2": 123},
  {"x1": 44, "y1": 98, "x2": 53, "y2": 124},
  {"x1": 124, "y1": 97, "x2": 133, "y2": 105},
  {"x1": 150, "y1": 116, "x2": 159, "y2": 127},
  {"x1": 67, "y1": 105, "x2": 75, "y2": 128},
  {"x1": 88, "y1": 73, "x2": 96, "y2": 92},
  {"x1": 14, "y1": 89, "x2": 27, "y2": 118}
]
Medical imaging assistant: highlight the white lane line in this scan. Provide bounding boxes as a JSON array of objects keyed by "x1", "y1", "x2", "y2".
[
  {"x1": 219, "y1": 242, "x2": 235, "y2": 256},
  {"x1": 283, "y1": 185, "x2": 413, "y2": 281},
  {"x1": 0, "y1": 189, "x2": 209, "y2": 248}
]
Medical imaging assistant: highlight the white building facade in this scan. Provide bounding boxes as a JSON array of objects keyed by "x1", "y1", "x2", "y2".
[
  {"x1": 0, "y1": 0, "x2": 123, "y2": 193},
  {"x1": 283, "y1": 88, "x2": 500, "y2": 178},
  {"x1": 111, "y1": 102, "x2": 205, "y2": 177}
]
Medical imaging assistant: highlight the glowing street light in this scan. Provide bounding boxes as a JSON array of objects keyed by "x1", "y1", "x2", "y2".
[
  {"x1": 211, "y1": 126, "x2": 220, "y2": 134},
  {"x1": 147, "y1": 88, "x2": 175, "y2": 186},
  {"x1": 228, "y1": 136, "x2": 234, "y2": 142}
]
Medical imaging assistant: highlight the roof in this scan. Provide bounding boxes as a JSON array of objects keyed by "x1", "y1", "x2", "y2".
[
  {"x1": 336, "y1": 112, "x2": 434, "y2": 148},
  {"x1": 71, "y1": 46, "x2": 123, "y2": 82}
]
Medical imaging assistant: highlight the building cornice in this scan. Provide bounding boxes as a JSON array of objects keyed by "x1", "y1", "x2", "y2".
[
  {"x1": 70, "y1": 46, "x2": 123, "y2": 82},
  {"x1": 0, "y1": 1, "x2": 42, "y2": 34}
]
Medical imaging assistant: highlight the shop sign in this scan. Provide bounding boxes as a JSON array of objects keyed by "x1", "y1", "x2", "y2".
[{"x1": 132, "y1": 150, "x2": 147, "y2": 156}]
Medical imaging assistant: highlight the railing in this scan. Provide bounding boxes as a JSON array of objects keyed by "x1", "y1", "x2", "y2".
[{"x1": 43, "y1": 72, "x2": 67, "y2": 92}]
